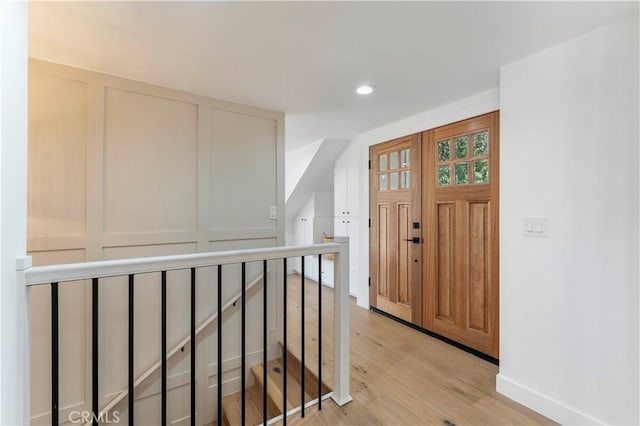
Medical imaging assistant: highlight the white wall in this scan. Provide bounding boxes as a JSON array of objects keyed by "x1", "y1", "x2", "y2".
[
  {"x1": 285, "y1": 138, "x2": 346, "y2": 224},
  {"x1": 497, "y1": 15, "x2": 639, "y2": 425},
  {"x1": 285, "y1": 139, "x2": 322, "y2": 201},
  {"x1": 287, "y1": 191, "x2": 334, "y2": 274},
  {"x1": 27, "y1": 59, "x2": 285, "y2": 425},
  {"x1": 336, "y1": 89, "x2": 500, "y2": 307},
  {"x1": 0, "y1": 2, "x2": 29, "y2": 424}
]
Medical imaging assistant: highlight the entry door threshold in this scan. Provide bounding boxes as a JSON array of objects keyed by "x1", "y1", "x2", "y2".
[{"x1": 370, "y1": 307, "x2": 499, "y2": 365}]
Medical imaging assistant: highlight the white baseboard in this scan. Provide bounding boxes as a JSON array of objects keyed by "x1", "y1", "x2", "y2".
[{"x1": 496, "y1": 373, "x2": 604, "y2": 425}]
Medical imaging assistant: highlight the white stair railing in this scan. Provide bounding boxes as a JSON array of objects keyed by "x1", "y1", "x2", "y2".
[{"x1": 19, "y1": 238, "x2": 351, "y2": 425}]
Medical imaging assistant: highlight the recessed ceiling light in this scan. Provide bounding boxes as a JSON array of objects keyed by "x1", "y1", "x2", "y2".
[{"x1": 356, "y1": 85, "x2": 374, "y2": 95}]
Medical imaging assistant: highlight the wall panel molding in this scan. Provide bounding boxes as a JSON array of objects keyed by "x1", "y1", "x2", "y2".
[{"x1": 27, "y1": 58, "x2": 285, "y2": 424}]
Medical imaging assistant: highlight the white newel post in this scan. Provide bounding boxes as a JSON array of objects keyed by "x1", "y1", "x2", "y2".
[
  {"x1": 332, "y1": 236, "x2": 353, "y2": 406},
  {"x1": 17, "y1": 256, "x2": 32, "y2": 424}
]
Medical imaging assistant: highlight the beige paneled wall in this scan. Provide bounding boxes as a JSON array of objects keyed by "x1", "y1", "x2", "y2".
[
  {"x1": 210, "y1": 109, "x2": 278, "y2": 232},
  {"x1": 27, "y1": 59, "x2": 284, "y2": 425},
  {"x1": 103, "y1": 88, "x2": 199, "y2": 234},
  {"x1": 28, "y1": 74, "x2": 88, "y2": 239}
]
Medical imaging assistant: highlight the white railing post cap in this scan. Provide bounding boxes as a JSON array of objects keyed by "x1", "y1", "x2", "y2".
[{"x1": 16, "y1": 256, "x2": 32, "y2": 271}]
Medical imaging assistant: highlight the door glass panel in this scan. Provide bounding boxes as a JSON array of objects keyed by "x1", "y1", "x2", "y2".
[
  {"x1": 473, "y1": 159, "x2": 489, "y2": 183},
  {"x1": 390, "y1": 172, "x2": 399, "y2": 190},
  {"x1": 379, "y1": 173, "x2": 388, "y2": 190},
  {"x1": 438, "y1": 140, "x2": 450, "y2": 162},
  {"x1": 455, "y1": 136, "x2": 468, "y2": 159},
  {"x1": 379, "y1": 154, "x2": 388, "y2": 171},
  {"x1": 390, "y1": 152, "x2": 399, "y2": 169},
  {"x1": 400, "y1": 149, "x2": 410, "y2": 167},
  {"x1": 401, "y1": 170, "x2": 410, "y2": 189},
  {"x1": 455, "y1": 162, "x2": 468, "y2": 184},
  {"x1": 473, "y1": 131, "x2": 489, "y2": 156},
  {"x1": 438, "y1": 165, "x2": 451, "y2": 186}
]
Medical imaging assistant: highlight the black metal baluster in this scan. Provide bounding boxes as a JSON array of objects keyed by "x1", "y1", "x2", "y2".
[
  {"x1": 162, "y1": 271, "x2": 167, "y2": 426},
  {"x1": 217, "y1": 265, "x2": 222, "y2": 426},
  {"x1": 92, "y1": 278, "x2": 99, "y2": 426},
  {"x1": 51, "y1": 282, "x2": 59, "y2": 425},
  {"x1": 262, "y1": 260, "x2": 268, "y2": 425},
  {"x1": 128, "y1": 274, "x2": 135, "y2": 425},
  {"x1": 283, "y1": 259, "x2": 287, "y2": 426},
  {"x1": 301, "y1": 256, "x2": 305, "y2": 417},
  {"x1": 191, "y1": 268, "x2": 196, "y2": 426},
  {"x1": 241, "y1": 262, "x2": 246, "y2": 426},
  {"x1": 318, "y1": 255, "x2": 322, "y2": 410}
]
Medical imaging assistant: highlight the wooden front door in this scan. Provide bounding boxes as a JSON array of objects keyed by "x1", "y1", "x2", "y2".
[
  {"x1": 423, "y1": 111, "x2": 499, "y2": 358},
  {"x1": 369, "y1": 134, "x2": 422, "y2": 326}
]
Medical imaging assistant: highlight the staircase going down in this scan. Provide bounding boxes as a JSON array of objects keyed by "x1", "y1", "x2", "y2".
[
  {"x1": 222, "y1": 275, "x2": 333, "y2": 425},
  {"x1": 222, "y1": 344, "x2": 331, "y2": 426}
]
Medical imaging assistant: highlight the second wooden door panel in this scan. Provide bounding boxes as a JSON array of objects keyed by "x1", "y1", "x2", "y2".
[{"x1": 432, "y1": 199, "x2": 495, "y2": 354}]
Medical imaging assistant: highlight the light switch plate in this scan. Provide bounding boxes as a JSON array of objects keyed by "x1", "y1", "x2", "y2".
[
  {"x1": 269, "y1": 205, "x2": 277, "y2": 219},
  {"x1": 523, "y1": 217, "x2": 548, "y2": 238}
]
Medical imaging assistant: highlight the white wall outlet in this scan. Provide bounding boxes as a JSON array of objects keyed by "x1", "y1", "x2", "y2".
[
  {"x1": 269, "y1": 205, "x2": 277, "y2": 219},
  {"x1": 523, "y1": 217, "x2": 548, "y2": 238}
]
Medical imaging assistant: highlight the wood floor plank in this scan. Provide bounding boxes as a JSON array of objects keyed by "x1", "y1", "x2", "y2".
[
  {"x1": 283, "y1": 274, "x2": 555, "y2": 426},
  {"x1": 221, "y1": 274, "x2": 553, "y2": 426}
]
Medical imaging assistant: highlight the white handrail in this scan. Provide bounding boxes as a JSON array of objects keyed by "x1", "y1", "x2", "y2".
[{"x1": 25, "y1": 243, "x2": 340, "y2": 286}]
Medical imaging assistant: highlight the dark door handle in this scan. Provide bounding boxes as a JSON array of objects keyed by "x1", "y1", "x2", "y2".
[{"x1": 404, "y1": 237, "x2": 421, "y2": 244}]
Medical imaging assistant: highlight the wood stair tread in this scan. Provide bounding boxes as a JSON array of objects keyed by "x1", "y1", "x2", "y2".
[
  {"x1": 222, "y1": 276, "x2": 333, "y2": 425},
  {"x1": 279, "y1": 339, "x2": 332, "y2": 397},
  {"x1": 222, "y1": 356, "x2": 320, "y2": 425},
  {"x1": 222, "y1": 385, "x2": 264, "y2": 426},
  {"x1": 250, "y1": 362, "x2": 285, "y2": 415},
  {"x1": 256, "y1": 358, "x2": 315, "y2": 411}
]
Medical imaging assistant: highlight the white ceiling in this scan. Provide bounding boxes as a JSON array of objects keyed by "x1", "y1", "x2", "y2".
[{"x1": 29, "y1": 1, "x2": 638, "y2": 150}]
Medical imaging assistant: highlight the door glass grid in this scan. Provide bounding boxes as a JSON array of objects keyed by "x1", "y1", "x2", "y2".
[
  {"x1": 377, "y1": 148, "x2": 411, "y2": 191},
  {"x1": 437, "y1": 130, "x2": 489, "y2": 186},
  {"x1": 390, "y1": 152, "x2": 399, "y2": 170},
  {"x1": 401, "y1": 170, "x2": 410, "y2": 189},
  {"x1": 454, "y1": 136, "x2": 468, "y2": 159},
  {"x1": 379, "y1": 154, "x2": 388, "y2": 171},
  {"x1": 400, "y1": 149, "x2": 410, "y2": 167},
  {"x1": 438, "y1": 165, "x2": 450, "y2": 185},
  {"x1": 390, "y1": 172, "x2": 399, "y2": 190},
  {"x1": 379, "y1": 173, "x2": 388, "y2": 190}
]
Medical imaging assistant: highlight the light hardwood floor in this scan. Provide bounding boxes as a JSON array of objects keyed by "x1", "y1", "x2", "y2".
[{"x1": 281, "y1": 274, "x2": 554, "y2": 426}]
